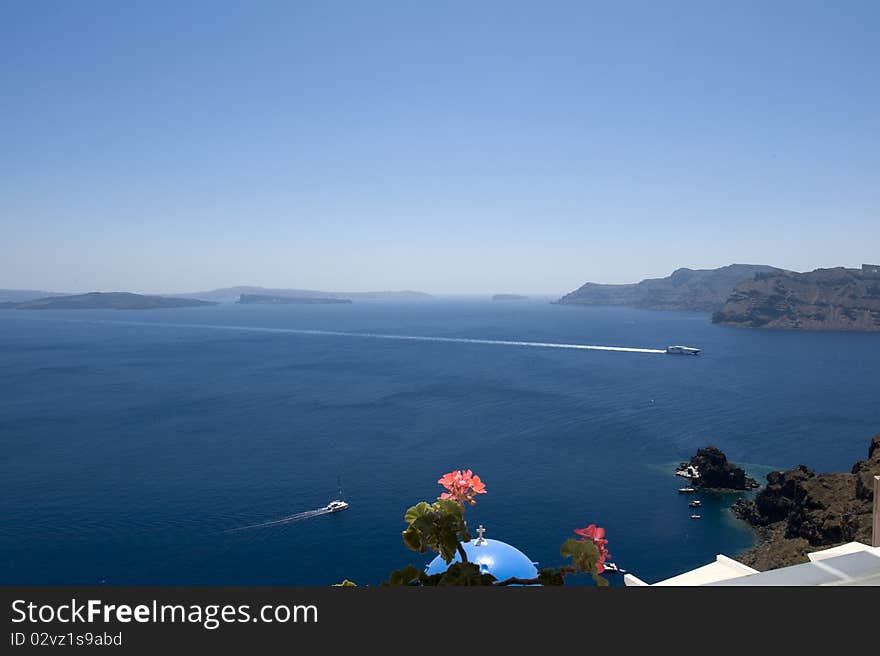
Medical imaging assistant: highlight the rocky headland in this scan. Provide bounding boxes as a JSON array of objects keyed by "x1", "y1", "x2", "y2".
[
  {"x1": 732, "y1": 433, "x2": 880, "y2": 570},
  {"x1": 712, "y1": 265, "x2": 880, "y2": 331},
  {"x1": 557, "y1": 264, "x2": 782, "y2": 312}
]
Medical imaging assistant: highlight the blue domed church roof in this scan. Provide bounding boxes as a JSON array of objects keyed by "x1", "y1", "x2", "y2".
[{"x1": 425, "y1": 526, "x2": 538, "y2": 582}]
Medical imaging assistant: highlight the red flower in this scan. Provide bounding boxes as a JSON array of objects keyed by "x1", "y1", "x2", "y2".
[
  {"x1": 574, "y1": 524, "x2": 605, "y2": 541},
  {"x1": 574, "y1": 524, "x2": 611, "y2": 573},
  {"x1": 438, "y1": 469, "x2": 487, "y2": 506}
]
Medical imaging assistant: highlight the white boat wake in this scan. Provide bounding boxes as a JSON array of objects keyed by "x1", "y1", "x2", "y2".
[
  {"x1": 225, "y1": 507, "x2": 333, "y2": 532},
  {"x1": 66, "y1": 319, "x2": 668, "y2": 354}
]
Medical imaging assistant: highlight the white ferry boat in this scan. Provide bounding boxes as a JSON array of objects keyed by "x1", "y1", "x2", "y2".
[{"x1": 666, "y1": 345, "x2": 701, "y2": 355}]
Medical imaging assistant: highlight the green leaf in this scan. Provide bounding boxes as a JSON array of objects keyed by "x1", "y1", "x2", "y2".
[
  {"x1": 592, "y1": 573, "x2": 610, "y2": 587},
  {"x1": 437, "y1": 562, "x2": 496, "y2": 586},
  {"x1": 399, "y1": 497, "x2": 474, "y2": 565},
  {"x1": 560, "y1": 538, "x2": 600, "y2": 573},
  {"x1": 384, "y1": 565, "x2": 424, "y2": 586},
  {"x1": 435, "y1": 498, "x2": 463, "y2": 517},
  {"x1": 402, "y1": 526, "x2": 425, "y2": 552},
  {"x1": 537, "y1": 568, "x2": 566, "y2": 586},
  {"x1": 404, "y1": 502, "x2": 430, "y2": 525}
]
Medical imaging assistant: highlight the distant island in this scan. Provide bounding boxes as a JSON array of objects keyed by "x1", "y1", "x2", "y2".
[
  {"x1": 492, "y1": 294, "x2": 528, "y2": 301},
  {"x1": 173, "y1": 286, "x2": 432, "y2": 304},
  {"x1": 556, "y1": 264, "x2": 782, "y2": 312},
  {"x1": 0, "y1": 292, "x2": 216, "y2": 310},
  {"x1": 732, "y1": 432, "x2": 880, "y2": 570},
  {"x1": 0, "y1": 286, "x2": 433, "y2": 306},
  {"x1": 712, "y1": 265, "x2": 880, "y2": 331},
  {"x1": 237, "y1": 294, "x2": 351, "y2": 305},
  {"x1": 0, "y1": 289, "x2": 68, "y2": 303}
]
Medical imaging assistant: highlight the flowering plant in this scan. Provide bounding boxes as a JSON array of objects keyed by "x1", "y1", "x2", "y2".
[
  {"x1": 574, "y1": 524, "x2": 611, "y2": 574},
  {"x1": 437, "y1": 469, "x2": 487, "y2": 505},
  {"x1": 384, "y1": 469, "x2": 609, "y2": 586}
]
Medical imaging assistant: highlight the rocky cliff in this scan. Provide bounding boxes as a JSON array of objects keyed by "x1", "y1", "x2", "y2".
[
  {"x1": 557, "y1": 264, "x2": 781, "y2": 312},
  {"x1": 732, "y1": 433, "x2": 880, "y2": 570},
  {"x1": 713, "y1": 265, "x2": 880, "y2": 331},
  {"x1": 683, "y1": 446, "x2": 759, "y2": 490}
]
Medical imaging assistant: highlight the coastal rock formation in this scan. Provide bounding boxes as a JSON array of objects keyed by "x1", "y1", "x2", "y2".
[
  {"x1": 0, "y1": 292, "x2": 216, "y2": 310},
  {"x1": 712, "y1": 265, "x2": 880, "y2": 331},
  {"x1": 681, "y1": 446, "x2": 759, "y2": 490},
  {"x1": 853, "y1": 433, "x2": 880, "y2": 501},
  {"x1": 732, "y1": 433, "x2": 880, "y2": 570},
  {"x1": 237, "y1": 294, "x2": 352, "y2": 305},
  {"x1": 557, "y1": 264, "x2": 781, "y2": 312}
]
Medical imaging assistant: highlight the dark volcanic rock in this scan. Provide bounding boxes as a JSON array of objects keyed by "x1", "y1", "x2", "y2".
[
  {"x1": 852, "y1": 432, "x2": 880, "y2": 501},
  {"x1": 684, "y1": 446, "x2": 759, "y2": 490},
  {"x1": 734, "y1": 433, "x2": 880, "y2": 570},
  {"x1": 732, "y1": 465, "x2": 816, "y2": 526},
  {"x1": 557, "y1": 264, "x2": 782, "y2": 312},
  {"x1": 712, "y1": 265, "x2": 880, "y2": 331}
]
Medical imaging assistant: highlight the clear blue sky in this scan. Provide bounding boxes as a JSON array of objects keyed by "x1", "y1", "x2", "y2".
[{"x1": 2, "y1": 1, "x2": 878, "y2": 294}]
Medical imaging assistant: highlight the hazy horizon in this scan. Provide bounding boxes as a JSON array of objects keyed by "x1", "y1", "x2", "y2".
[
  {"x1": 2, "y1": 260, "x2": 873, "y2": 298},
  {"x1": 3, "y1": 2, "x2": 878, "y2": 295}
]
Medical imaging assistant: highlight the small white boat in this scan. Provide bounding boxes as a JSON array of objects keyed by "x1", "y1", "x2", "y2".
[
  {"x1": 678, "y1": 487, "x2": 696, "y2": 493},
  {"x1": 325, "y1": 476, "x2": 348, "y2": 513},
  {"x1": 689, "y1": 500, "x2": 702, "y2": 508},
  {"x1": 690, "y1": 514, "x2": 701, "y2": 520},
  {"x1": 666, "y1": 345, "x2": 701, "y2": 356}
]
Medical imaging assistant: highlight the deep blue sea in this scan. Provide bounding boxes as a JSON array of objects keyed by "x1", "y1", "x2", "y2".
[{"x1": 2, "y1": 300, "x2": 879, "y2": 585}]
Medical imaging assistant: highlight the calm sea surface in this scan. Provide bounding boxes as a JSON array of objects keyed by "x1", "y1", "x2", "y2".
[{"x1": 1, "y1": 300, "x2": 878, "y2": 585}]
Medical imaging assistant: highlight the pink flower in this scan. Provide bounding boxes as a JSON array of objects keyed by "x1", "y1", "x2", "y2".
[
  {"x1": 574, "y1": 524, "x2": 611, "y2": 573},
  {"x1": 438, "y1": 469, "x2": 487, "y2": 506},
  {"x1": 574, "y1": 524, "x2": 605, "y2": 541}
]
